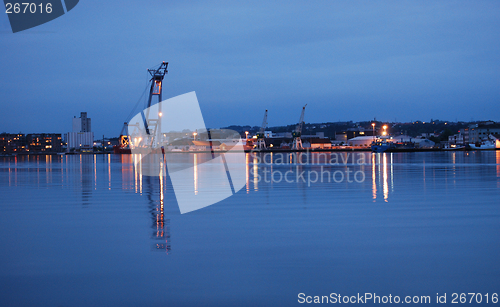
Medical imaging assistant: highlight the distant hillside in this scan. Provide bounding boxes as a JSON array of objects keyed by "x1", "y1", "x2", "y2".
[{"x1": 223, "y1": 119, "x2": 472, "y2": 140}]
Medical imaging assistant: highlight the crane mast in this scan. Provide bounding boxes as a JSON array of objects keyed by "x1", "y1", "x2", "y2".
[
  {"x1": 256, "y1": 109, "x2": 268, "y2": 149},
  {"x1": 292, "y1": 104, "x2": 307, "y2": 150},
  {"x1": 144, "y1": 62, "x2": 168, "y2": 148}
]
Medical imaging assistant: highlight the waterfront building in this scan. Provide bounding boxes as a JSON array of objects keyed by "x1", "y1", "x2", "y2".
[
  {"x1": 72, "y1": 112, "x2": 91, "y2": 132},
  {"x1": 66, "y1": 112, "x2": 94, "y2": 152},
  {"x1": 333, "y1": 133, "x2": 348, "y2": 144},
  {"x1": 309, "y1": 138, "x2": 332, "y2": 149},
  {"x1": 66, "y1": 132, "x2": 94, "y2": 152},
  {"x1": 468, "y1": 121, "x2": 500, "y2": 143},
  {"x1": 392, "y1": 135, "x2": 434, "y2": 148},
  {"x1": 1, "y1": 133, "x2": 63, "y2": 153},
  {"x1": 0, "y1": 133, "x2": 26, "y2": 154},
  {"x1": 448, "y1": 132, "x2": 466, "y2": 145},
  {"x1": 25, "y1": 133, "x2": 63, "y2": 152},
  {"x1": 347, "y1": 136, "x2": 375, "y2": 147},
  {"x1": 338, "y1": 127, "x2": 375, "y2": 140}
]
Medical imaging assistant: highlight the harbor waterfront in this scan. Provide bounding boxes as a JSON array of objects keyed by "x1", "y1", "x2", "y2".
[
  {"x1": 3, "y1": 1, "x2": 500, "y2": 306},
  {"x1": 0, "y1": 151, "x2": 499, "y2": 306}
]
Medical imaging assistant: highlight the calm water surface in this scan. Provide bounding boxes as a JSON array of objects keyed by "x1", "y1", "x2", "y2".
[{"x1": 0, "y1": 151, "x2": 499, "y2": 306}]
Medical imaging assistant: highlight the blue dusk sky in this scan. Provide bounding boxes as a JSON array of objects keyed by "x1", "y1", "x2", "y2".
[{"x1": 1, "y1": 1, "x2": 499, "y2": 137}]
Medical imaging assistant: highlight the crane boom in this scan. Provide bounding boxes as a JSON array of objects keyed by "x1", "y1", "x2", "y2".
[
  {"x1": 292, "y1": 104, "x2": 307, "y2": 150},
  {"x1": 295, "y1": 104, "x2": 307, "y2": 134},
  {"x1": 260, "y1": 110, "x2": 268, "y2": 134},
  {"x1": 144, "y1": 62, "x2": 168, "y2": 136},
  {"x1": 146, "y1": 62, "x2": 168, "y2": 109},
  {"x1": 256, "y1": 109, "x2": 268, "y2": 149}
]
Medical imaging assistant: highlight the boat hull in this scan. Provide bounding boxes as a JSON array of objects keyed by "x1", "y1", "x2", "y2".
[
  {"x1": 469, "y1": 143, "x2": 496, "y2": 150},
  {"x1": 113, "y1": 145, "x2": 131, "y2": 154}
]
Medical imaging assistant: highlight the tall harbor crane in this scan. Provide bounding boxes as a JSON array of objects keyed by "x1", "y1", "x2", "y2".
[
  {"x1": 114, "y1": 62, "x2": 168, "y2": 153},
  {"x1": 143, "y1": 62, "x2": 168, "y2": 147},
  {"x1": 292, "y1": 104, "x2": 307, "y2": 150},
  {"x1": 255, "y1": 109, "x2": 268, "y2": 149}
]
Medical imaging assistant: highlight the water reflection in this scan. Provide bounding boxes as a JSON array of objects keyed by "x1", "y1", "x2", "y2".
[
  {"x1": 2, "y1": 151, "x2": 500, "y2": 255},
  {"x1": 371, "y1": 153, "x2": 394, "y2": 202},
  {"x1": 80, "y1": 154, "x2": 93, "y2": 204},
  {"x1": 132, "y1": 154, "x2": 171, "y2": 254},
  {"x1": 120, "y1": 154, "x2": 134, "y2": 191},
  {"x1": 45, "y1": 155, "x2": 51, "y2": 185},
  {"x1": 497, "y1": 151, "x2": 500, "y2": 188},
  {"x1": 246, "y1": 153, "x2": 250, "y2": 193},
  {"x1": 372, "y1": 154, "x2": 377, "y2": 200},
  {"x1": 383, "y1": 154, "x2": 388, "y2": 201},
  {"x1": 497, "y1": 151, "x2": 500, "y2": 177},
  {"x1": 253, "y1": 155, "x2": 259, "y2": 191},
  {"x1": 194, "y1": 154, "x2": 198, "y2": 195},
  {"x1": 107, "y1": 154, "x2": 111, "y2": 190}
]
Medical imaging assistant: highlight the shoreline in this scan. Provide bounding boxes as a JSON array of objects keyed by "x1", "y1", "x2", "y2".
[{"x1": 2, "y1": 147, "x2": 498, "y2": 156}]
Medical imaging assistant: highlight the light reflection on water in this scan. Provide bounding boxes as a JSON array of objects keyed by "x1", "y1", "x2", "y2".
[
  {"x1": 4, "y1": 151, "x2": 500, "y2": 207},
  {"x1": 0, "y1": 151, "x2": 499, "y2": 306},
  {"x1": 3, "y1": 151, "x2": 500, "y2": 207},
  {"x1": 497, "y1": 150, "x2": 500, "y2": 182}
]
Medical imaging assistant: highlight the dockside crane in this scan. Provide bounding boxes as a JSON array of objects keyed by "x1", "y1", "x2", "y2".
[
  {"x1": 115, "y1": 62, "x2": 168, "y2": 153},
  {"x1": 292, "y1": 104, "x2": 307, "y2": 150},
  {"x1": 144, "y1": 62, "x2": 168, "y2": 148},
  {"x1": 117, "y1": 122, "x2": 130, "y2": 150},
  {"x1": 255, "y1": 109, "x2": 268, "y2": 149}
]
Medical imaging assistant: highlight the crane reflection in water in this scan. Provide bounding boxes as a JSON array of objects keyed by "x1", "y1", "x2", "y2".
[
  {"x1": 3, "y1": 150, "x2": 500, "y2": 256},
  {"x1": 40, "y1": 150, "x2": 500, "y2": 254},
  {"x1": 128, "y1": 154, "x2": 171, "y2": 253}
]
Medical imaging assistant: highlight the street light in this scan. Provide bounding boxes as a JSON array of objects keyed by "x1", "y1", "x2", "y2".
[
  {"x1": 193, "y1": 131, "x2": 197, "y2": 140},
  {"x1": 371, "y1": 123, "x2": 375, "y2": 141},
  {"x1": 245, "y1": 131, "x2": 249, "y2": 139},
  {"x1": 382, "y1": 125, "x2": 388, "y2": 136}
]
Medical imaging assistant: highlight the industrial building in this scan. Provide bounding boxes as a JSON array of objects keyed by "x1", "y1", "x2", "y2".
[
  {"x1": 347, "y1": 136, "x2": 375, "y2": 147},
  {"x1": 66, "y1": 112, "x2": 94, "y2": 152},
  {"x1": 72, "y1": 111, "x2": 91, "y2": 132}
]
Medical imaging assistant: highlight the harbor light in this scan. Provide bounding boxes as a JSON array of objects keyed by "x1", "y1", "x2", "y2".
[{"x1": 382, "y1": 125, "x2": 388, "y2": 136}]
